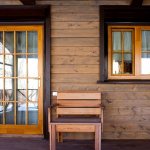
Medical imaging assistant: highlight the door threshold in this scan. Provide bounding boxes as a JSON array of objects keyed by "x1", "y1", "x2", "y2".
[{"x1": 0, "y1": 134, "x2": 44, "y2": 138}]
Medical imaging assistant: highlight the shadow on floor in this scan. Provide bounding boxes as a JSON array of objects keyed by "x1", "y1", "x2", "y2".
[{"x1": 0, "y1": 138, "x2": 150, "y2": 150}]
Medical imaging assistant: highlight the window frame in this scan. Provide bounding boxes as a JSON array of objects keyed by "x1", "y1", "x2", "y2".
[{"x1": 98, "y1": 5, "x2": 150, "y2": 83}]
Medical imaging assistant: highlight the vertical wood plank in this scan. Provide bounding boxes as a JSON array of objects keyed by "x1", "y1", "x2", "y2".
[{"x1": 95, "y1": 124, "x2": 101, "y2": 150}]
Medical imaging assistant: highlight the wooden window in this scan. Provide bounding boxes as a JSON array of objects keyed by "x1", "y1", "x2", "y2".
[{"x1": 108, "y1": 26, "x2": 150, "y2": 80}]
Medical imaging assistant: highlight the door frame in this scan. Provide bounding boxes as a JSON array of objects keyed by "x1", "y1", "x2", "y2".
[{"x1": 0, "y1": 5, "x2": 51, "y2": 139}]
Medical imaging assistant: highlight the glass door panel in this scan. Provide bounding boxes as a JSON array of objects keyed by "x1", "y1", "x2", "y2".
[{"x1": 0, "y1": 25, "x2": 43, "y2": 135}]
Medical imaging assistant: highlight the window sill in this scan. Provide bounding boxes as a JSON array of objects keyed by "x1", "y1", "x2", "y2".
[{"x1": 97, "y1": 79, "x2": 150, "y2": 84}]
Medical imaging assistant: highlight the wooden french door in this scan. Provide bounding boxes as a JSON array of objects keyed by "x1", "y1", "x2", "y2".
[{"x1": 0, "y1": 25, "x2": 43, "y2": 134}]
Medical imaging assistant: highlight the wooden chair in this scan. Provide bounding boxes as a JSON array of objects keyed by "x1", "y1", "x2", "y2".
[{"x1": 48, "y1": 92, "x2": 103, "y2": 150}]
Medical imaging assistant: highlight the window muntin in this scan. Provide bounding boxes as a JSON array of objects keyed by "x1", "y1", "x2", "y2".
[{"x1": 108, "y1": 26, "x2": 150, "y2": 80}]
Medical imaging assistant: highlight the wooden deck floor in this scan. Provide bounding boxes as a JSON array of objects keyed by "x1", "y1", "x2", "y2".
[{"x1": 0, "y1": 138, "x2": 150, "y2": 150}]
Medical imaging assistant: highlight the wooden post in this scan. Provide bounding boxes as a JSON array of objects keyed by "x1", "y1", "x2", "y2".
[{"x1": 50, "y1": 125, "x2": 56, "y2": 150}]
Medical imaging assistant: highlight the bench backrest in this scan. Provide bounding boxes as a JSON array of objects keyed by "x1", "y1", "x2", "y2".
[{"x1": 56, "y1": 92, "x2": 101, "y2": 117}]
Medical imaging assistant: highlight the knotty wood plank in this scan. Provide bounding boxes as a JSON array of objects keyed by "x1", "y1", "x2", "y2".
[
  {"x1": 52, "y1": 38, "x2": 99, "y2": 46},
  {"x1": 51, "y1": 65, "x2": 99, "y2": 73},
  {"x1": 51, "y1": 74, "x2": 99, "y2": 83},
  {"x1": 52, "y1": 29, "x2": 99, "y2": 38},
  {"x1": 51, "y1": 47, "x2": 99, "y2": 56},
  {"x1": 52, "y1": 22, "x2": 99, "y2": 29}
]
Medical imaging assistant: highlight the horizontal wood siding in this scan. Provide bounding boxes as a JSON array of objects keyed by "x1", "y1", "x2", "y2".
[{"x1": 45, "y1": 0, "x2": 150, "y2": 139}]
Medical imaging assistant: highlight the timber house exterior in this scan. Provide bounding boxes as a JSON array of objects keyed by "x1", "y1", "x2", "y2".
[{"x1": 0, "y1": 0, "x2": 150, "y2": 143}]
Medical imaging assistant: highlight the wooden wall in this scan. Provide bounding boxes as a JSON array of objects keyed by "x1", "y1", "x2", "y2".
[{"x1": 36, "y1": 0, "x2": 150, "y2": 139}]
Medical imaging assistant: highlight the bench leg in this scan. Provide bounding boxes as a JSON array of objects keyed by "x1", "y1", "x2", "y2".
[
  {"x1": 95, "y1": 124, "x2": 101, "y2": 150},
  {"x1": 57, "y1": 132, "x2": 63, "y2": 143},
  {"x1": 50, "y1": 125, "x2": 56, "y2": 150}
]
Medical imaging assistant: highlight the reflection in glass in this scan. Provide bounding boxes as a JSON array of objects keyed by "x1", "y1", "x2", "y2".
[
  {"x1": 112, "y1": 32, "x2": 121, "y2": 51},
  {"x1": 28, "y1": 79, "x2": 38, "y2": 102},
  {"x1": 124, "y1": 54, "x2": 132, "y2": 74},
  {"x1": 17, "y1": 55, "x2": 26, "y2": 77},
  {"x1": 17, "y1": 102, "x2": 26, "y2": 124},
  {"x1": 0, "y1": 86, "x2": 3, "y2": 101},
  {"x1": 16, "y1": 32, "x2": 26, "y2": 53},
  {"x1": 28, "y1": 31, "x2": 37, "y2": 53},
  {"x1": 5, "y1": 79, "x2": 14, "y2": 101},
  {"x1": 0, "y1": 55, "x2": 3, "y2": 77},
  {"x1": 0, "y1": 32, "x2": 3, "y2": 53},
  {"x1": 5, "y1": 102, "x2": 14, "y2": 124},
  {"x1": 17, "y1": 79, "x2": 26, "y2": 101},
  {"x1": 28, "y1": 102, "x2": 38, "y2": 125},
  {"x1": 124, "y1": 32, "x2": 132, "y2": 51},
  {"x1": 141, "y1": 53, "x2": 150, "y2": 74},
  {"x1": 142, "y1": 31, "x2": 150, "y2": 51},
  {"x1": 112, "y1": 53, "x2": 122, "y2": 74},
  {"x1": 0, "y1": 102, "x2": 3, "y2": 124},
  {"x1": 28, "y1": 55, "x2": 38, "y2": 77},
  {"x1": 5, "y1": 32, "x2": 14, "y2": 53},
  {"x1": 5, "y1": 55, "x2": 14, "y2": 77}
]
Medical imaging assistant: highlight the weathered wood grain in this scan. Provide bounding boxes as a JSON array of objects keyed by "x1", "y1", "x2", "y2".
[
  {"x1": 52, "y1": 56, "x2": 99, "y2": 65},
  {"x1": 52, "y1": 22, "x2": 99, "y2": 29},
  {"x1": 51, "y1": 73, "x2": 99, "y2": 83},
  {"x1": 51, "y1": 47, "x2": 99, "y2": 56},
  {"x1": 52, "y1": 29, "x2": 99, "y2": 37},
  {"x1": 51, "y1": 65, "x2": 99, "y2": 73},
  {"x1": 52, "y1": 38, "x2": 99, "y2": 46}
]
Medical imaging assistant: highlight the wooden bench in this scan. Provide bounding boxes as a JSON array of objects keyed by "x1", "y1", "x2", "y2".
[{"x1": 48, "y1": 92, "x2": 103, "y2": 150}]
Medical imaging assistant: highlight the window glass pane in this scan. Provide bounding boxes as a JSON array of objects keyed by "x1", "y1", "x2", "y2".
[
  {"x1": 0, "y1": 32, "x2": 3, "y2": 53},
  {"x1": 28, "y1": 55, "x2": 38, "y2": 77},
  {"x1": 5, "y1": 102, "x2": 14, "y2": 124},
  {"x1": 17, "y1": 55, "x2": 26, "y2": 77},
  {"x1": 141, "y1": 53, "x2": 150, "y2": 74},
  {"x1": 0, "y1": 87, "x2": 3, "y2": 101},
  {"x1": 16, "y1": 31, "x2": 26, "y2": 53},
  {"x1": 5, "y1": 79, "x2": 14, "y2": 101},
  {"x1": 28, "y1": 102, "x2": 38, "y2": 125},
  {"x1": 5, "y1": 32, "x2": 14, "y2": 53},
  {"x1": 142, "y1": 31, "x2": 150, "y2": 51},
  {"x1": 112, "y1": 53, "x2": 122, "y2": 74},
  {"x1": 28, "y1": 31, "x2": 37, "y2": 53},
  {"x1": 16, "y1": 102, "x2": 26, "y2": 125},
  {"x1": 17, "y1": 79, "x2": 26, "y2": 101},
  {"x1": 28, "y1": 79, "x2": 38, "y2": 102},
  {"x1": 0, "y1": 102, "x2": 3, "y2": 124},
  {"x1": 124, "y1": 54, "x2": 132, "y2": 74},
  {"x1": 112, "y1": 32, "x2": 121, "y2": 51},
  {"x1": 0, "y1": 55, "x2": 3, "y2": 77},
  {"x1": 124, "y1": 32, "x2": 132, "y2": 51},
  {"x1": 5, "y1": 55, "x2": 14, "y2": 77}
]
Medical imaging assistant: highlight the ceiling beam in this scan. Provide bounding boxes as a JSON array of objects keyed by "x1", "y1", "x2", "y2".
[
  {"x1": 20, "y1": 0, "x2": 35, "y2": 5},
  {"x1": 131, "y1": 0, "x2": 143, "y2": 7}
]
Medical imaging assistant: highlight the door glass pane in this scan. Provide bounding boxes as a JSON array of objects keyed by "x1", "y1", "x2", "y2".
[
  {"x1": 5, "y1": 79, "x2": 14, "y2": 101},
  {"x1": 17, "y1": 102, "x2": 26, "y2": 125},
  {"x1": 28, "y1": 31, "x2": 37, "y2": 53},
  {"x1": 141, "y1": 53, "x2": 150, "y2": 74},
  {"x1": 17, "y1": 55, "x2": 26, "y2": 77},
  {"x1": 0, "y1": 32, "x2": 3, "y2": 53},
  {"x1": 124, "y1": 32, "x2": 132, "y2": 51},
  {"x1": 28, "y1": 102, "x2": 38, "y2": 125},
  {"x1": 124, "y1": 54, "x2": 132, "y2": 74},
  {"x1": 17, "y1": 79, "x2": 26, "y2": 101},
  {"x1": 5, "y1": 55, "x2": 14, "y2": 77},
  {"x1": 142, "y1": 31, "x2": 150, "y2": 51},
  {"x1": 5, "y1": 32, "x2": 14, "y2": 53},
  {"x1": 5, "y1": 102, "x2": 14, "y2": 124},
  {"x1": 0, "y1": 55, "x2": 3, "y2": 77},
  {"x1": 28, "y1": 55, "x2": 38, "y2": 77},
  {"x1": 112, "y1": 32, "x2": 121, "y2": 51},
  {"x1": 112, "y1": 53, "x2": 122, "y2": 74},
  {"x1": 0, "y1": 102, "x2": 3, "y2": 124},
  {"x1": 28, "y1": 79, "x2": 38, "y2": 102},
  {"x1": 16, "y1": 31, "x2": 26, "y2": 53}
]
